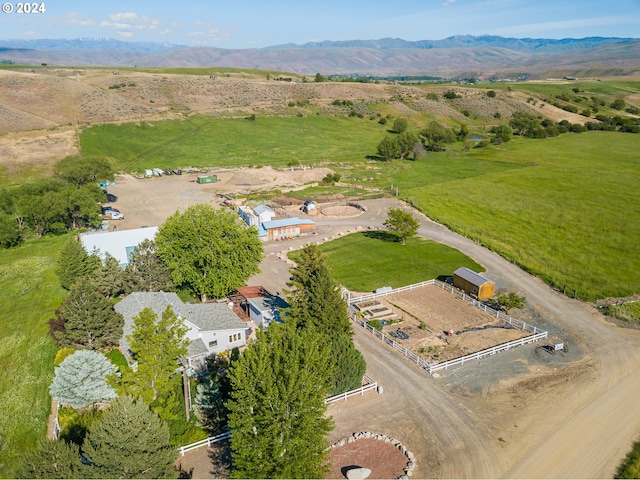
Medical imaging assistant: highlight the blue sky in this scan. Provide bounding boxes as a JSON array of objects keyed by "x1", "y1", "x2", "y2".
[{"x1": 1, "y1": 0, "x2": 638, "y2": 48}]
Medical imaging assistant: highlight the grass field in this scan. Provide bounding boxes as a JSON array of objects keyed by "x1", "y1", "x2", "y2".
[
  {"x1": 80, "y1": 114, "x2": 387, "y2": 173},
  {"x1": 0, "y1": 234, "x2": 68, "y2": 476},
  {"x1": 336, "y1": 132, "x2": 639, "y2": 299},
  {"x1": 313, "y1": 232, "x2": 483, "y2": 292}
]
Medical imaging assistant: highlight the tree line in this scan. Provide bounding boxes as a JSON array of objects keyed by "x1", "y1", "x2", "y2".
[{"x1": 0, "y1": 155, "x2": 115, "y2": 249}]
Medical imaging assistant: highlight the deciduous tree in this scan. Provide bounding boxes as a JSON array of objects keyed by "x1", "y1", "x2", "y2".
[
  {"x1": 227, "y1": 324, "x2": 333, "y2": 479},
  {"x1": 121, "y1": 307, "x2": 189, "y2": 408},
  {"x1": 376, "y1": 135, "x2": 400, "y2": 161},
  {"x1": 155, "y1": 204, "x2": 263, "y2": 301},
  {"x1": 393, "y1": 117, "x2": 408, "y2": 134},
  {"x1": 82, "y1": 395, "x2": 178, "y2": 479},
  {"x1": 383, "y1": 208, "x2": 419, "y2": 245},
  {"x1": 420, "y1": 120, "x2": 456, "y2": 151},
  {"x1": 49, "y1": 350, "x2": 118, "y2": 409}
]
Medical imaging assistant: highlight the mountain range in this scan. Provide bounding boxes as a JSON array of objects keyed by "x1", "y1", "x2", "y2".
[{"x1": 1, "y1": 35, "x2": 638, "y2": 78}]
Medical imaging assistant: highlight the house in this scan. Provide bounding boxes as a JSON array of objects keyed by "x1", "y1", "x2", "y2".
[
  {"x1": 238, "y1": 204, "x2": 276, "y2": 227},
  {"x1": 257, "y1": 217, "x2": 316, "y2": 241},
  {"x1": 253, "y1": 205, "x2": 276, "y2": 224},
  {"x1": 114, "y1": 291, "x2": 249, "y2": 372},
  {"x1": 80, "y1": 226, "x2": 158, "y2": 267},
  {"x1": 453, "y1": 267, "x2": 495, "y2": 300},
  {"x1": 234, "y1": 286, "x2": 289, "y2": 328}
]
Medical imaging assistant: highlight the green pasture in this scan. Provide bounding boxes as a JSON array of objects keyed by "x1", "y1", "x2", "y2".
[
  {"x1": 339, "y1": 132, "x2": 638, "y2": 300},
  {"x1": 80, "y1": 115, "x2": 387, "y2": 173},
  {"x1": 315, "y1": 232, "x2": 482, "y2": 292},
  {"x1": 0, "y1": 234, "x2": 68, "y2": 476}
]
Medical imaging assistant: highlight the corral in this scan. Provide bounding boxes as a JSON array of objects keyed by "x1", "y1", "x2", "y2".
[{"x1": 350, "y1": 281, "x2": 545, "y2": 370}]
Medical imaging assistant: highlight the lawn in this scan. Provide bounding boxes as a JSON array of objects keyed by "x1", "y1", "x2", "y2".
[
  {"x1": 314, "y1": 231, "x2": 483, "y2": 292},
  {"x1": 0, "y1": 234, "x2": 68, "y2": 476},
  {"x1": 80, "y1": 114, "x2": 388, "y2": 173}
]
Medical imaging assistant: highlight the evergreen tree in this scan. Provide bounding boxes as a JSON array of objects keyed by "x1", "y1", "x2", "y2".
[
  {"x1": 193, "y1": 374, "x2": 227, "y2": 435},
  {"x1": 56, "y1": 238, "x2": 99, "y2": 290},
  {"x1": 285, "y1": 244, "x2": 352, "y2": 337},
  {"x1": 49, "y1": 350, "x2": 118, "y2": 409},
  {"x1": 56, "y1": 280, "x2": 124, "y2": 349},
  {"x1": 123, "y1": 239, "x2": 175, "y2": 293},
  {"x1": 227, "y1": 324, "x2": 333, "y2": 479},
  {"x1": 16, "y1": 439, "x2": 84, "y2": 479},
  {"x1": 121, "y1": 307, "x2": 189, "y2": 407},
  {"x1": 82, "y1": 395, "x2": 178, "y2": 479},
  {"x1": 155, "y1": 204, "x2": 264, "y2": 301},
  {"x1": 328, "y1": 334, "x2": 367, "y2": 395},
  {"x1": 90, "y1": 253, "x2": 125, "y2": 298},
  {"x1": 420, "y1": 120, "x2": 456, "y2": 151}
]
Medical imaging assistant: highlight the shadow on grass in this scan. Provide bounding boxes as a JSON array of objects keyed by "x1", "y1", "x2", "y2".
[{"x1": 362, "y1": 230, "x2": 400, "y2": 243}]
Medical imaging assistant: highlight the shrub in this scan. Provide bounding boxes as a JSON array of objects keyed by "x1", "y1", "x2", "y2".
[
  {"x1": 54, "y1": 348, "x2": 75, "y2": 366},
  {"x1": 368, "y1": 319, "x2": 382, "y2": 331}
]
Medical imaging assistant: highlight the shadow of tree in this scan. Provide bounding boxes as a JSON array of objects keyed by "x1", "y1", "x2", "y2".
[{"x1": 362, "y1": 230, "x2": 400, "y2": 243}]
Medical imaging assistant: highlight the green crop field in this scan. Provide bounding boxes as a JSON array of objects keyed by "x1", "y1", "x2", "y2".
[
  {"x1": 336, "y1": 132, "x2": 639, "y2": 299},
  {"x1": 80, "y1": 114, "x2": 388, "y2": 173},
  {"x1": 0, "y1": 234, "x2": 68, "y2": 476},
  {"x1": 313, "y1": 232, "x2": 483, "y2": 292}
]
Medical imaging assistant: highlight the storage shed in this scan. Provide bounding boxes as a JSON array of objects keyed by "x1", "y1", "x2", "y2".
[{"x1": 453, "y1": 267, "x2": 495, "y2": 300}]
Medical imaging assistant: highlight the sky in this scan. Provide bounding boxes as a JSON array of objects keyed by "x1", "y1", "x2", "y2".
[{"x1": 0, "y1": 0, "x2": 638, "y2": 48}]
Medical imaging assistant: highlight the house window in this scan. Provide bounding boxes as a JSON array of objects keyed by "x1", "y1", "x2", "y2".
[
  {"x1": 209, "y1": 340, "x2": 218, "y2": 348},
  {"x1": 229, "y1": 334, "x2": 233, "y2": 343}
]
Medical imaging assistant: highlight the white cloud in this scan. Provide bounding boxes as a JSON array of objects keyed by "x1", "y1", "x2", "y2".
[{"x1": 443, "y1": 0, "x2": 456, "y2": 5}]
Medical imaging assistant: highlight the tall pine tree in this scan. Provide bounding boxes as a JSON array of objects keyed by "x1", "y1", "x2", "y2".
[
  {"x1": 56, "y1": 238, "x2": 99, "y2": 290},
  {"x1": 16, "y1": 439, "x2": 84, "y2": 479},
  {"x1": 82, "y1": 395, "x2": 177, "y2": 479},
  {"x1": 227, "y1": 323, "x2": 334, "y2": 479},
  {"x1": 56, "y1": 280, "x2": 124, "y2": 349},
  {"x1": 286, "y1": 243, "x2": 352, "y2": 336},
  {"x1": 123, "y1": 239, "x2": 175, "y2": 293},
  {"x1": 285, "y1": 244, "x2": 365, "y2": 394}
]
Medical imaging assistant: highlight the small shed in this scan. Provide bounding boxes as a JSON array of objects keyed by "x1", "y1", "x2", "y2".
[{"x1": 453, "y1": 267, "x2": 495, "y2": 300}]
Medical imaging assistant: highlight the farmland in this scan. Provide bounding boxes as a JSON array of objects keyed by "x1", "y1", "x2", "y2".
[{"x1": 81, "y1": 112, "x2": 640, "y2": 299}]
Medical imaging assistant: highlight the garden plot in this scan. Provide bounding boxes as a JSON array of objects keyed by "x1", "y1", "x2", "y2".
[{"x1": 356, "y1": 284, "x2": 531, "y2": 363}]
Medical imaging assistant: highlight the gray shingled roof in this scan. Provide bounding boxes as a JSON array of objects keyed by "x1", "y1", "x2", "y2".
[
  {"x1": 115, "y1": 292, "x2": 245, "y2": 358},
  {"x1": 453, "y1": 267, "x2": 492, "y2": 287}
]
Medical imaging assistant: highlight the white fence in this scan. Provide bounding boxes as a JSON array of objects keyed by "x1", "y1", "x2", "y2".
[
  {"x1": 348, "y1": 279, "x2": 548, "y2": 375},
  {"x1": 178, "y1": 430, "x2": 231, "y2": 456},
  {"x1": 324, "y1": 374, "x2": 379, "y2": 404}
]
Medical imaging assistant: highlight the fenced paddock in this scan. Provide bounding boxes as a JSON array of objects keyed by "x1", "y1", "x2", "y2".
[{"x1": 348, "y1": 279, "x2": 547, "y2": 375}]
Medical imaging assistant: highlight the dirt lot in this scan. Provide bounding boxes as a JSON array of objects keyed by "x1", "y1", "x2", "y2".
[
  {"x1": 354, "y1": 284, "x2": 532, "y2": 363},
  {"x1": 104, "y1": 166, "x2": 333, "y2": 229}
]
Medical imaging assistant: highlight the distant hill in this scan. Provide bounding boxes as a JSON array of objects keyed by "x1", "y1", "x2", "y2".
[{"x1": 0, "y1": 35, "x2": 638, "y2": 78}]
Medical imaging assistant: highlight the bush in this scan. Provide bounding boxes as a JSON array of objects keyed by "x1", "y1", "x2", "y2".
[
  {"x1": 368, "y1": 319, "x2": 382, "y2": 331},
  {"x1": 54, "y1": 348, "x2": 75, "y2": 366}
]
